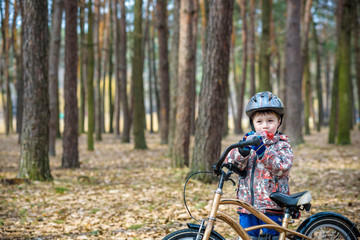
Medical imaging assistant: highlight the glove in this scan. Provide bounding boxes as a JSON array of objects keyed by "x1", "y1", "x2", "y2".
[
  {"x1": 238, "y1": 131, "x2": 255, "y2": 157},
  {"x1": 251, "y1": 135, "x2": 266, "y2": 158}
]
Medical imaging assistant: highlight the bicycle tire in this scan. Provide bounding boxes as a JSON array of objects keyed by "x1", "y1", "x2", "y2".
[
  {"x1": 162, "y1": 228, "x2": 223, "y2": 240},
  {"x1": 299, "y1": 216, "x2": 358, "y2": 240}
]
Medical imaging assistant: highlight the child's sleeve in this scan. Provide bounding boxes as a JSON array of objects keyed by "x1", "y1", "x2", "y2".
[
  {"x1": 225, "y1": 148, "x2": 249, "y2": 170},
  {"x1": 259, "y1": 142, "x2": 293, "y2": 176}
]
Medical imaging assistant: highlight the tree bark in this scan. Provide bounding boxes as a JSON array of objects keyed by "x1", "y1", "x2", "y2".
[
  {"x1": 16, "y1": 0, "x2": 24, "y2": 143},
  {"x1": 48, "y1": 0, "x2": 64, "y2": 156},
  {"x1": 355, "y1": 1, "x2": 360, "y2": 130},
  {"x1": 78, "y1": 0, "x2": 86, "y2": 134},
  {"x1": 284, "y1": 0, "x2": 303, "y2": 145},
  {"x1": 18, "y1": 0, "x2": 52, "y2": 181},
  {"x1": 112, "y1": 0, "x2": 121, "y2": 137},
  {"x1": 191, "y1": 0, "x2": 234, "y2": 183},
  {"x1": 157, "y1": 0, "x2": 170, "y2": 144},
  {"x1": 150, "y1": 12, "x2": 161, "y2": 129},
  {"x1": 87, "y1": 0, "x2": 95, "y2": 150},
  {"x1": 143, "y1": 0, "x2": 153, "y2": 133},
  {"x1": 101, "y1": 1, "x2": 110, "y2": 133},
  {"x1": 235, "y1": 0, "x2": 248, "y2": 134},
  {"x1": 312, "y1": 21, "x2": 323, "y2": 132},
  {"x1": 62, "y1": 0, "x2": 79, "y2": 168},
  {"x1": 258, "y1": 0, "x2": 272, "y2": 92},
  {"x1": 172, "y1": 0, "x2": 195, "y2": 167},
  {"x1": 337, "y1": 0, "x2": 353, "y2": 144},
  {"x1": 328, "y1": 0, "x2": 343, "y2": 144},
  {"x1": 119, "y1": 0, "x2": 130, "y2": 143},
  {"x1": 249, "y1": 0, "x2": 256, "y2": 96},
  {"x1": 132, "y1": 0, "x2": 147, "y2": 149},
  {"x1": 167, "y1": 0, "x2": 180, "y2": 156},
  {"x1": 94, "y1": 0, "x2": 102, "y2": 141},
  {"x1": 108, "y1": 0, "x2": 114, "y2": 133},
  {"x1": 199, "y1": 0, "x2": 208, "y2": 66},
  {"x1": 190, "y1": 0, "x2": 198, "y2": 136},
  {"x1": 301, "y1": 0, "x2": 313, "y2": 136}
]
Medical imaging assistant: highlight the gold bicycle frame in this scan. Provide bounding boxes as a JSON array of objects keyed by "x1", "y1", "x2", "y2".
[{"x1": 202, "y1": 189, "x2": 312, "y2": 240}]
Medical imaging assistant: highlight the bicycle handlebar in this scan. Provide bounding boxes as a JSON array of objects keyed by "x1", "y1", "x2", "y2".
[{"x1": 212, "y1": 137, "x2": 261, "y2": 175}]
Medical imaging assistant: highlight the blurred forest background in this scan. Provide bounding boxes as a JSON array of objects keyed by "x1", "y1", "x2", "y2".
[
  {"x1": 0, "y1": 0, "x2": 360, "y2": 239},
  {"x1": 0, "y1": 0, "x2": 359, "y2": 181}
]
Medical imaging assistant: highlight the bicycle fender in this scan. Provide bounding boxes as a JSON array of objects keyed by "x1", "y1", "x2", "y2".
[
  {"x1": 187, "y1": 223, "x2": 226, "y2": 240},
  {"x1": 296, "y1": 212, "x2": 360, "y2": 237}
]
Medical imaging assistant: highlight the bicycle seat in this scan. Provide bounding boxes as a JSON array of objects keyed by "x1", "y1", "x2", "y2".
[{"x1": 270, "y1": 191, "x2": 312, "y2": 208}]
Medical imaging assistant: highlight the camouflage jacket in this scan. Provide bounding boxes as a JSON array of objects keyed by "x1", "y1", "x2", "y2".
[{"x1": 226, "y1": 132, "x2": 293, "y2": 214}]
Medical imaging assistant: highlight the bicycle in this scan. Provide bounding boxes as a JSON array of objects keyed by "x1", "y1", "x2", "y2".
[{"x1": 162, "y1": 137, "x2": 360, "y2": 240}]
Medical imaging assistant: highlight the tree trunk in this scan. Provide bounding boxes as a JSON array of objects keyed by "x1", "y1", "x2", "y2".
[
  {"x1": 101, "y1": 1, "x2": 110, "y2": 133},
  {"x1": 18, "y1": 0, "x2": 52, "y2": 181},
  {"x1": 1, "y1": 0, "x2": 11, "y2": 135},
  {"x1": 48, "y1": 0, "x2": 64, "y2": 156},
  {"x1": 94, "y1": 0, "x2": 102, "y2": 141},
  {"x1": 230, "y1": 29, "x2": 239, "y2": 130},
  {"x1": 120, "y1": 0, "x2": 130, "y2": 143},
  {"x1": 235, "y1": 0, "x2": 248, "y2": 134},
  {"x1": 150, "y1": 15, "x2": 161, "y2": 129},
  {"x1": 249, "y1": 0, "x2": 256, "y2": 96},
  {"x1": 328, "y1": 0, "x2": 343, "y2": 144},
  {"x1": 191, "y1": 0, "x2": 234, "y2": 183},
  {"x1": 10, "y1": 0, "x2": 19, "y2": 131},
  {"x1": 62, "y1": 0, "x2": 79, "y2": 168},
  {"x1": 190, "y1": 0, "x2": 198, "y2": 136},
  {"x1": 144, "y1": 0, "x2": 154, "y2": 133},
  {"x1": 337, "y1": 0, "x2": 353, "y2": 144},
  {"x1": 112, "y1": 0, "x2": 121, "y2": 137},
  {"x1": 301, "y1": 0, "x2": 313, "y2": 136},
  {"x1": 312, "y1": 21, "x2": 323, "y2": 132},
  {"x1": 258, "y1": 0, "x2": 272, "y2": 92},
  {"x1": 132, "y1": 0, "x2": 147, "y2": 149},
  {"x1": 87, "y1": 0, "x2": 95, "y2": 150},
  {"x1": 167, "y1": 0, "x2": 180, "y2": 156},
  {"x1": 79, "y1": 0, "x2": 86, "y2": 134},
  {"x1": 284, "y1": 0, "x2": 303, "y2": 145},
  {"x1": 16, "y1": 0, "x2": 24, "y2": 143},
  {"x1": 303, "y1": 54, "x2": 311, "y2": 135},
  {"x1": 108, "y1": 0, "x2": 114, "y2": 133},
  {"x1": 199, "y1": 0, "x2": 208, "y2": 66},
  {"x1": 157, "y1": 0, "x2": 170, "y2": 144},
  {"x1": 172, "y1": 0, "x2": 195, "y2": 167},
  {"x1": 355, "y1": 2, "x2": 360, "y2": 130}
]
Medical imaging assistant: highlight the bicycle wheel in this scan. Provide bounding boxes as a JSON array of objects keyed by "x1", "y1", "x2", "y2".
[
  {"x1": 300, "y1": 216, "x2": 358, "y2": 240},
  {"x1": 162, "y1": 228, "x2": 223, "y2": 240}
]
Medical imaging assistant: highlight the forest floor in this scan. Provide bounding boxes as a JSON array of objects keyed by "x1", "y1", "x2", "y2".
[{"x1": 0, "y1": 129, "x2": 359, "y2": 240}]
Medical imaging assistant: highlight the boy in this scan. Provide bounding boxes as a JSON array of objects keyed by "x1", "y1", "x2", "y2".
[{"x1": 226, "y1": 91, "x2": 293, "y2": 239}]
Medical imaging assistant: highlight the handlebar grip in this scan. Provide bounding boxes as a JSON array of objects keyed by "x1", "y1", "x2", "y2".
[{"x1": 213, "y1": 136, "x2": 261, "y2": 175}]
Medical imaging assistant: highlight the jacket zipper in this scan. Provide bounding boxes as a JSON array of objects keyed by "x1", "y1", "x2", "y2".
[{"x1": 250, "y1": 157, "x2": 257, "y2": 206}]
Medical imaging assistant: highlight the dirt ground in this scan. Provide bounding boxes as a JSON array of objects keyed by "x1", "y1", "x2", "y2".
[{"x1": 0, "y1": 129, "x2": 359, "y2": 239}]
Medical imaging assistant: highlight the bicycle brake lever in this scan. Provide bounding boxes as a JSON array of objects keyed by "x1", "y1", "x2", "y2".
[{"x1": 229, "y1": 178, "x2": 236, "y2": 186}]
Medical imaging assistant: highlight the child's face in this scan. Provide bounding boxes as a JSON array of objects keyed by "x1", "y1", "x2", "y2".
[{"x1": 252, "y1": 112, "x2": 280, "y2": 135}]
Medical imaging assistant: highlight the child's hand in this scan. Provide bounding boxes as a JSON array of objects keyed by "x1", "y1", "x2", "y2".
[
  {"x1": 251, "y1": 136, "x2": 266, "y2": 158},
  {"x1": 238, "y1": 131, "x2": 255, "y2": 157}
]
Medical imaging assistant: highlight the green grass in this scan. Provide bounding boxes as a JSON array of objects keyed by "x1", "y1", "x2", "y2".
[
  {"x1": 128, "y1": 224, "x2": 144, "y2": 230},
  {"x1": 90, "y1": 208, "x2": 101, "y2": 214},
  {"x1": 54, "y1": 187, "x2": 69, "y2": 194},
  {"x1": 53, "y1": 220, "x2": 64, "y2": 224}
]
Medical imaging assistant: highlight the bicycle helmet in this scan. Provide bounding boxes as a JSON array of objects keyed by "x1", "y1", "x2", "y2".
[{"x1": 246, "y1": 91, "x2": 284, "y2": 130}]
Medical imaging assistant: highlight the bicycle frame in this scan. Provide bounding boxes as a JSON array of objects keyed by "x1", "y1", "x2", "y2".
[
  {"x1": 202, "y1": 188, "x2": 312, "y2": 240},
  {"x1": 173, "y1": 139, "x2": 359, "y2": 240}
]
